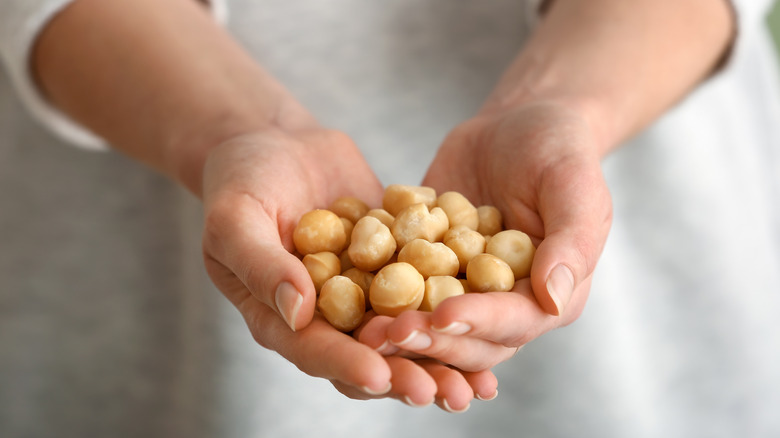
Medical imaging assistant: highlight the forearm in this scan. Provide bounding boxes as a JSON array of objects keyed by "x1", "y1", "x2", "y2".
[
  {"x1": 32, "y1": 0, "x2": 315, "y2": 196},
  {"x1": 480, "y1": 0, "x2": 735, "y2": 156}
]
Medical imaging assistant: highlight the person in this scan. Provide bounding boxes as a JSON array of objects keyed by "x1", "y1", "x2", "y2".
[{"x1": 1, "y1": 0, "x2": 778, "y2": 436}]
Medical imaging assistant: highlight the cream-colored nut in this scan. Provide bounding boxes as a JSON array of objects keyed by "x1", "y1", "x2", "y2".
[
  {"x1": 339, "y1": 250, "x2": 353, "y2": 272},
  {"x1": 348, "y1": 216, "x2": 397, "y2": 271},
  {"x1": 341, "y1": 267, "x2": 375, "y2": 309},
  {"x1": 369, "y1": 262, "x2": 425, "y2": 316},
  {"x1": 293, "y1": 209, "x2": 347, "y2": 255},
  {"x1": 443, "y1": 225, "x2": 486, "y2": 273},
  {"x1": 466, "y1": 253, "x2": 515, "y2": 292},
  {"x1": 391, "y1": 203, "x2": 449, "y2": 248},
  {"x1": 318, "y1": 276, "x2": 366, "y2": 332},
  {"x1": 397, "y1": 239, "x2": 459, "y2": 278},
  {"x1": 382, "y1": 184, "x2": 437, "y2": 216},
  {"x1": 302, "y1": 252, "x2": 341, "y2": 293},
  {"x1": 419, "y1": 276, "x2": 465, "y2": 311},
  {"x1": 477, "y1": 205, "x2": 503, "y2": 236},
  {"x1": 485, "y1": 229, "x2": 536, "y2": 279},
  {"x1": 437, "y1": 191, "x2": 479, "y2": 230},
  {"x1": 365, "y1": 208, "x2": 395, "y2": 228},
  {"x1": 329, "y1": 196, "x2": 370, "y2": 224},
  {"x1": 340, "y1": 217, "x2": 354, "y2": 248}
]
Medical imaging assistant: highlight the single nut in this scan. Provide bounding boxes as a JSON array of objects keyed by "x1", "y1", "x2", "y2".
[
  {"x1": 339, "y1": 250, "x2": 353, "y2": 272},
  {"x1": 391, "y1": 203, "x2": 449, "y2": 248},
  {"x1": 437, "y1": 191, "x2": 479, "y2": 230},
  {"x1": 443, "y1": 225, "x2": 486, "y2": 273},
  {"x1": 341, "y1": 267, "x2": 375, "y2": 310},
  {"x1": 302, "y1": 252, "x2": 341, "y2": 293},
  {"x1": 485, "y1": 230, "x2": 536, "y2": 279},
  {"x1": 466, "y1": 253, "x2": 515, "y2": 292},
  {"x1": 383, "y1": 184, "x2": 437, "y2": 216},
  {"x1": 348, "y1": 216, "x2": 397, "y2": 271},
  {"x1": 397, "y1": 239, "x2": 459, "y2": 278},
  {"x1": 293, "y1": 209, "x2": 347, "y2": 255},
  {"x1": 477, "y1": 205, "x2": 503, "y2": 236},
  {"x1": 369, "y1": 262, "x2": 425, "y2": 316},
  {"x1": 419, "y1": 276, "x2": 465, "y2": 311},
  {"x1": 329, "y1": 196, "x2": 370, "y2": 224},
  {"x1": 340, "y1": 217, "x2": 354, "y2": 248},
  {"x1": 365, "y1": 208, "x2": 395, "y2": 228},
  {"x1": 318, "y1": 276, "x2": 366, "y2": 332}
]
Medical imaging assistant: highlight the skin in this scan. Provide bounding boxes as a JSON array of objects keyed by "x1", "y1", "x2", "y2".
[
  {"x1": 31, "y1": 0, "x2": 733, "y2": 413},
  {"x1": 360, "y1": 0, "x2": 734, "y2": 375},
  {"x1": 32, "y1": 0, "x2": 496, "y2": 410}
]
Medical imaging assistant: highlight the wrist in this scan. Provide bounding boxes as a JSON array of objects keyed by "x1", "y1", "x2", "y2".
[
  {"x1": 164, "y1": 93, "x2": 318, "y2": 198},
  {"x1": 477, "y1": 0, "x2": 734, "y2": 158}
]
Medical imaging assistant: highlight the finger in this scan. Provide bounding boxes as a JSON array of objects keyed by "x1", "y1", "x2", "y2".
[
  {"x1": 417, "y1": 360, "x2": 474, "y2": 413},
  {"x1": 429, "y1": 277, "x2": 591, "y2": 347},
  {"x1": 384, "y1": 310, "x2": 516, "y2": 372},
  {"x1": 462, "y1": 369, "x2": 500, "y2": 402},
  {"x1": 238, "y1": 295, "x2": 393, "y2": 394},
  {"x1": 530, "y1": 158, "x2": 612, "y2": 315},
  {"x1": 384, "y1": 356, "x2": 438, "y2": 407},
  {"x1": 356, "y1": 314, "x2": 401, "y2": 356},
  {"x1": 202, "y1": 192, "x2": 316, "y2": 331}
]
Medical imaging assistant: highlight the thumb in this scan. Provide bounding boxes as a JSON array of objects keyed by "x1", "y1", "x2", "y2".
[
  {"x1": 530, "y1": 162, "x2": 612, "y2": 316},
  {"x1": 203, "y1": 198, "x2": 317, "y2": 331}
]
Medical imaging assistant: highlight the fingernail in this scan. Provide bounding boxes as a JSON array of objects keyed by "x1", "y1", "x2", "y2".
[
  {"x1": 442, "y1": 399, "x2": 471, "y2": 413},
  {"x1": 392, "y1": 330, "x2": 432, "y2": 350},
  {"x1": 404, "y1": 395, "x2": 434, "y2": 408},
  {"x1": 275, "y1": 282, "x2": 303, "y2": 331},
  {"x1": 431, "y1": 321, "x2": 471, "y2": 335},
  {"x1": 476, "y1": 389, "x2": 498, "y2": 401},
  {"x1": 546, "y1": 264, "x2": 574, "y2": 315},
  {"x1": 375, "y1": 340, "x2": 400, "y2": 356},
  {"x1": 361, "y1": 382, "x2": 392, "y2": 396}
]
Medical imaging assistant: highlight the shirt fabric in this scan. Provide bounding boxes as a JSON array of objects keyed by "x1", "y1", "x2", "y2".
[{"x1": 0, "y1": 1, "x2": 778, "y2": 437}]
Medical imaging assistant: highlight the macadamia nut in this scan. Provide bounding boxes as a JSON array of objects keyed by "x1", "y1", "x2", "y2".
[
  {"x1": 341, "y1": 267, "x2": 374, "y2": 309},
  {"x1": 365, "y1": 208, "x2": 395, "y2": 228},
  {"x1": 419, "y1": 276, "x2": 465, "y2": 311},
  {"x1": 477, "y1": 205, "x2": 503, "y2": 236},
  {"x1": 302, "y1": 252, "x2": 341, "y2": 293},
  {"x1": 369, "y1": 262, "x2": 425, "y2": 316},
  {"x1": 443, "y1": 225, "x2": 486, "y2": 273},
  {"x1": 391, "y1": 203, "x2": 449, "y2": 248},
  {"x1": 437, "y1": 191, "x2": 479, "y2": 230},
  {"x1": 318, "y1": 276, "x2": 366, "y2": 332},
  {"x1": 340, "y1": 218, "x2": 354, "y2": 248},
  {"x1": 293, "y1": 209, "x2": 347, "y2": 255},
  {"x1": 383, "y1": 184, "x2": 437, "y2": 216},
  {"x1": 397, "y1": 239, "x2": 459, "y2": 278},
  {"x1": 466, "y1": 253, "x2": 515, "y2": 292},
  {"x1": 486, "y1": 229, "x2": 536, "y2": 279},
  {"x1": 348, "y1": 216, "x2": 397, "y2": 271},
  {"x1": 329, "y1": 196, "x2": 370, "y2": 224}
]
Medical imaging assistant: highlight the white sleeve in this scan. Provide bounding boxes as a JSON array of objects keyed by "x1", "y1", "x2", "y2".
[{"x1": 0, "y1": 0, "x2": 228, "y2": 151}]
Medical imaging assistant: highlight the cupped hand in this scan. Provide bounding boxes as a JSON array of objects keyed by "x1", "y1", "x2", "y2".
[
  {"x1": 359, "y1": 100, "x2": 612, "y2": 372},
  {"x1": 199, "y1": 127, "x2": 492, "y2": 410}
]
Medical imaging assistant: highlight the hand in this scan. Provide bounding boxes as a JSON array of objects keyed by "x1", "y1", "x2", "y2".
[
  {"x1": 359, "y1": 101, "x2": 612, "y2": 373},
  {"x1": 199, "y1": 127, "x2": 495, "y2": 410}
]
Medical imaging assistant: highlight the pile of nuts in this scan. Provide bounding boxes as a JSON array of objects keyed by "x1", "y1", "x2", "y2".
[{"x1": 292, "y1": 185, "x2": 535, "y2": 332}]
